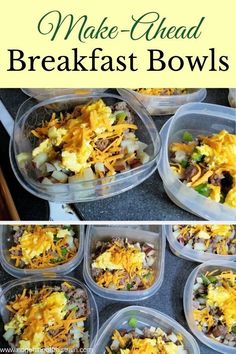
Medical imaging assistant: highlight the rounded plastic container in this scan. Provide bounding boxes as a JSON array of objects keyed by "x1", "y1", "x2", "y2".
[
  {"x1": 10, "y1": 93, "x2": 161, "y2": 203},
  {"x1": 90, "y1": 306, "x2": 200, "y2": 354},
  {"x1": 184, "y1": 260, "x2": 236, "y2": 354},
  {"x1": 83, "y1": 225, "x2": 165, "y2": 301},
  {"x1": 0, "y1": 225, "x2": 84, "y2": 277},
  {"x1": 118, "y1": 88, "x2": 207, "y2": 115},
  {"x1": 22, "y1": 88, "x2": 107, "y2": 101},
  {"x1": 158, "y1": 102, "x2": 236, "y2": 220},
  {"x1": 0, "y1": 274, "x2": 99, "y2": 350},
  {"x1": 228, "y1": 88, "x2": 236, "y2": 108},
  {"x1": 164, "y1": 225, "x2": 236, "y2": 263}
]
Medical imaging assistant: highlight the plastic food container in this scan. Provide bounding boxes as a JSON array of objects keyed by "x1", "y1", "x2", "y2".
[
  {"x1": 90, "y1": 306, "x2": 200, "y2": 354},
  {"x1": 0, "y1": 274, "x2": 99, "y2": 350},
  {"x1": 10, "y1": 93, "x2": 161, "y2": 203},
  {"x1": 118, "y1": 88, "x2": 207, "y2": 115},
  {"x1": 0, "y1": 225, "x2": 84, "y2": 277},
  {"x1": 164, "y1": 225, "x2": 236, "y2": 263},
  {"x1": 83, "y1": 225, "x2": 165, "y2": 301},
  {"x1": 184, "y1": 260, "x2": 236, "y2": 354},
  {"x1": 228, "y1": 88, "x2": 236, "y2": 108},
  {"x1": 158, "y1": 102, "x2": 236, "y2": 221},
  {"x1": 22, "y1": 88, "x2": 107, "y2": 101}
]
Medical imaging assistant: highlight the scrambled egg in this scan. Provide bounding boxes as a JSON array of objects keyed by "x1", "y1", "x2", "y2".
[
  {"x1": 20, "y1": 230, "x2": 54, "y2": 264},
  {"x1": 61, "y1": 140, "x2": 92, "y2": 173},
  {"x1": 118, "y1": 338, "x2": 182, "y2": 354},
  {"x1": 207, "y1": 285, "x2": 236, "y2": 330},
  {"x1": 92, "y1": 244, "x2": 145, "y2": 274},
  {"x1": 19, "y1": 292, "x2": 67, "y2": 349},
  {"x1": 32, "y1": 138, "x2": 53, "y2": 158}
]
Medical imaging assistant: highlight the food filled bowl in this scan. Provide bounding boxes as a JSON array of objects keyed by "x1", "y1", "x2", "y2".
[
  {"x1": 10, "y1": 93, "x2": 160, "y2": 203},
  {"x1": 0, "y1": 275, "x2": 98, "y2": 352},
  {"x1": 118, "y1": 88, "x2": 207, "y2": 115},
  {"x1": 83, "y1": 225, "x2": 165, "y2": 301},
  {"x1": 90, "y1": 306, "x2": 200, "y2": 353},
  {"x1": 0, "y1": 224, "x2": 84, "y2": 277},
  {"x1": 158, "y1": 102, "x2": 236, "y2": 220},
  {"x1": 22, "y1": 88, "x2": 107, "y2": 101},
  {"x1": 165, "y1": 224, "x2": 236, "y2": 262},
  {"x1": 184, "y1": 261, "x2": 236, "y2": 353}
]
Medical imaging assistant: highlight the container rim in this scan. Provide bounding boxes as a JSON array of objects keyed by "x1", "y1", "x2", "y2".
[
  {"x1": 164, "y1": 225, "x2": 236, "y2": 263},
  {"x1": 0, "y1": 225, "x2": 85, "y2": 277},
  {"x1": 91, "y1": 305, "x2": 200, "y2": 353},
  {"x1": 83, "y1": 225, "x2": 165, "y2": 301}
]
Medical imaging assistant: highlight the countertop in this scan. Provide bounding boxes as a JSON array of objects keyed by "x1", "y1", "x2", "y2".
[
  {"x1": 0, "y1": 225, "x2": 216, "y2": 353},
  {"x1": 0, "y1": 88, "x2": 231, "y2": 221}
]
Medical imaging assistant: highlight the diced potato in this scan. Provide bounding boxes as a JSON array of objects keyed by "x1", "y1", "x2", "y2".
[
  {"x1": 16, "y1": 153, "x2": 32, "y2": 167},
  {"x1": 41, "y1": 177, "x2": 53, "y2": 185},
  {"x1": 32, "y1": 152, "x2": 48, "y2": 168},
  {"x1": 51, "y1": 170, "x2": 68, "y2": 183}
]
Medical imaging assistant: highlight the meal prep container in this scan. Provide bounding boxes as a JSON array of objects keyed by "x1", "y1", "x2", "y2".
[
  {"x1": 0, "y1": 275, "x2": 99, "y2": 349},
  {"x1": 158, "y1": 102, "x2": 236, "y2": 221},
  {"x1": 184, "y1": 260, "x2": 236, "y2": 354},
  {"x1": 83, "y1": 225, "x2": 165, "y2": 301},
  {"x1": 10, "y1": 93, "x2": 161, "y2": 203},
  {"x1": 0, "y1": 225, "x2": 84, "y2": 277},
  {"x1": 164, "y1": 225, "x2": 236, "y2": 263},
  {"x1": 90, "y1": 305, "x2": 200, "y2": 354},
  {"x1": 118, "y1": 88, "x2": 207, "y2": 115},
  {"x1": 22, "y1": 88, "x2": 107, "y2": 100},
  {"x1": 228, "y1": 88, "x2": 236, "y2": 108}
]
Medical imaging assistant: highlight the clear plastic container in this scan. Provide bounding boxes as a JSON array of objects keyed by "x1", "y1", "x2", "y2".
[
  {"x1": 228, "y1": 88, "x2": 236, "y2": 108},
  {"x1": 10, "y1": 93, "x2": 161, "y2": 203},
  {"x1": 22, "y1": 88, "x2": 107, "y2": 101},
  {"x1": 0, "y1": 225, "x2": 84, "y2": 277},
  {"x1": 158, "y1": 102, "x2": 236, "y2": 220},
  {"x1": 184, "y1": 260, "x2": 236, "y2": 354},
  {"x1": 118, "y1": 88, "x2": 207, "y2": 115},
  {"x1": 83, "y1": 225, "x2": 165, "y2": 301},
  {"x1": 90, "y1": 305, "x2": 200, "y2": 354},
  {"x1": 164, "y1": 225, "x2": 236, "y2": 263},
  {"x1": 0, "y1": 274, "x2": 99, "y2": 350}
]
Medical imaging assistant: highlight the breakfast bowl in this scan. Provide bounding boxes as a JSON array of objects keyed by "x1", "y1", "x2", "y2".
[
  {"x1": 10, "y1": 93, "x2": 161, "y2": 203},
  {"x1": 22, "y1": 88, "x2": 107, "y2": 101},
  {"x1": 184, "y1": 261, "x2": 236, "y2": 353},
  {"x1": 90, "y1": 306, "x2": 200, "y2": 354},
  {"x1": 164, "y1": 224, "x2": 236, "y2": 263},
  {"x1": 118, "y1": 88, "x2": 207, "y2": 115},
  {"x1": 0, "y1": 275, "x2": 99, "y2": 352},
  {"x1": 158, "y1": 102, "x2": 236, "y2": 220},
  {"x1": 0, "y1": 224, "x2": 84, "y2": 277},
  {"x1": 83, "y1": 225, "x2": 165, "y2": 301}
]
